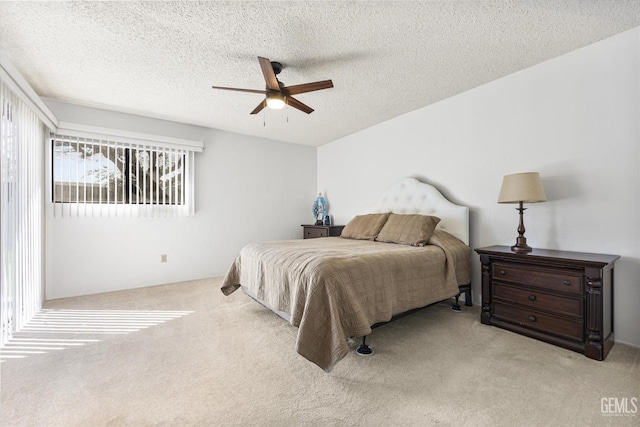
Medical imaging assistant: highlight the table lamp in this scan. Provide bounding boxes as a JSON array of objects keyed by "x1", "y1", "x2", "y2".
[{"x1": 498, "y1": 172, "x2": 546, "y2": 253}]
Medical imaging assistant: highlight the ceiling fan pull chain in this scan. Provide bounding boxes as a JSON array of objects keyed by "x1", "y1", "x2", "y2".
[{"x1": 263, "y1": 109, "x2": 266, "y2": 127}]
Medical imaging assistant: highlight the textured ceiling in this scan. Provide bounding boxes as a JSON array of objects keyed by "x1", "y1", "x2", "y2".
[{"x1": 1, "y1": 1, "x2": 639, "y2": 147}]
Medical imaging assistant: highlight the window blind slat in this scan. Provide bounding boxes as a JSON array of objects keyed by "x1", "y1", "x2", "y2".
[
  {"x1": 82, "y1": 139, "x2": 86, "y2": 216},
  {"x1": 106, "y1": 140, "x2": 110, "y2": 208},
  {"x1": 156, "y1": 149, "x2": 160, "y2": 209},
  {"x1": 168, "y1": 148, "x2": 174, "y2": 211},
  {"x1": 135, "y1": 146, "x2": 140, "y2": 214},
  {"x1": 75, "y1": 137, "x2": 80, "y2": 217}
]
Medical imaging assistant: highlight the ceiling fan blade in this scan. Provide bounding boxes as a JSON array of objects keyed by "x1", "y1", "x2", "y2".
[
  {"x1": 250, "y1": 99, "x2": 267, "y2": 115},
  {"x1": 287, "y1": 97, "x2": 314, "y2": 114},
  {"x1": 258, "y1": 57, "x2": 280, "y2": 91},
  {"x1": 282, "y1": 80, "x2": 333, "y2": 96},
  {"x1": 212, "y1": 86, "x2": 266, "y2": 94}
]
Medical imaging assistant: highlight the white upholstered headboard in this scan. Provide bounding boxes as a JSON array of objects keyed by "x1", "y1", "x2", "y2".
[{"x1": 369, "y1": 177, "x2": 469, "y2": 245}]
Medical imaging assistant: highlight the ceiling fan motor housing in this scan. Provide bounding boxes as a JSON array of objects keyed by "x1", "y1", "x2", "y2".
[{"x1": 270, "y1": 61, "x2": 283, "y2": 75}]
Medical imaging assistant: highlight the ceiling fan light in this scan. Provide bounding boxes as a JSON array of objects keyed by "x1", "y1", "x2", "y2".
[{"x1": 266, "y1": 92, "x2": 285, "y2": 109}]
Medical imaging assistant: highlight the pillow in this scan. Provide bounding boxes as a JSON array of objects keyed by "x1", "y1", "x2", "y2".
[
  {"x1": 341, "y1": 213, "x2": 390, "y2": 240},
  {"x1": 376, "y1": 213, "x2": 441, "y2": 246}
]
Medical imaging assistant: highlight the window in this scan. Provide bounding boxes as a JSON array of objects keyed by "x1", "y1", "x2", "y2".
[
  {"x1": 50, "y1": 130, "x2": 202, "y2": 217},
  {"x1": 52, "y1": 137, "x2": 185, "y2": 205}
]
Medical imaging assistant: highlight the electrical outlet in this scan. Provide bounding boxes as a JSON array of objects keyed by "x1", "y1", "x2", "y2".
[{"x1": 161, "y1": 254, "x2": 167, "y2": 263}]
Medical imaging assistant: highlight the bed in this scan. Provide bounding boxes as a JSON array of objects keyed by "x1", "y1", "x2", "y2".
[{"x1": 221, "y1": 177, "x2": 472, "y2": 371}]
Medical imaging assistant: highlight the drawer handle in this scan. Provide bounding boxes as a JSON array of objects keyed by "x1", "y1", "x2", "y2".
[
  {"x1": 528, "y1": 295, "x2": 536, "y2": 301},
  {"x1": 528, "y1": 315, "x2": 537, "y2": 322},
  {"x1": 563, "y1": 280, "x2": 571, "y2": 286},
  {"x1": 499, "y1": 269, "x2": 506, "y2": 275}
]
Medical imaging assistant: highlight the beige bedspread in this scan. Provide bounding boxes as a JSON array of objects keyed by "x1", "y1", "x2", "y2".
[{"x1": 221, "y1": 230, "x2": 471, "y2": 371}]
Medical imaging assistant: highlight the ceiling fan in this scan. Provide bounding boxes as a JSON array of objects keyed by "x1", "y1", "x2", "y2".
[{"x1": 212, "y1": 57, "x2": 334, "y2": 115}]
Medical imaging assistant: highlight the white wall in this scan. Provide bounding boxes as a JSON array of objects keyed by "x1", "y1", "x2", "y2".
[
  {"x1": 318, "y1": 28, "x2": 640, "y2": 347},
  {"x1": 45, "y1": 100, "x2": 317, "y2": 299}
]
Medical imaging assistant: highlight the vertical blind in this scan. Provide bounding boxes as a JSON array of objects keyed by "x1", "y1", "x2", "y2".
[
  {"x1": 0, "y1": 80, "x2": 45, "y2": 346},
  {"x1": 50, "y1": 134, "x2": 195, "y2": 218}
]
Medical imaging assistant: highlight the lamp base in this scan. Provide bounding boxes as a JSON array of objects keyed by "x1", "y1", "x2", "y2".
[
  {"x1": 511, "y1": 236, "x2": 532, "y2": 253},
  {"x1": 511, "y1": 243, "x2": 532, "y2": 253},
  {"x1": 511, "y1": 203, "x2": 532, "y2": 253}
]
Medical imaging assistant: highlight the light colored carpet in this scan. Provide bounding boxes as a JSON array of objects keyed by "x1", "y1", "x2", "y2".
[{"x1": 1, "y1": 277, "x2": 638, "y2": 426}]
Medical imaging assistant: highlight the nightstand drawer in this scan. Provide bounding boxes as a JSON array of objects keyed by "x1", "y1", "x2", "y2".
[
  {"x1": 492, "y1": 263, "x2": 583, "y2": 295},
  {"x1": 305, "y1": 227, "x2": 327, "y2": 238},
  {"x1": 493, "y1": 302, "x2": 583, "y2": 341},
  {"x1": 302, "y1": 225, "x2": 344, "y2": 239},
  {"x1": 493, "y1": 283, "x2": 583, "y2": 318}
]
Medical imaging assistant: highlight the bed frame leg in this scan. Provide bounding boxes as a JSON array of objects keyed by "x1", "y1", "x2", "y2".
[
  {"x1": 356, "y1": 335, "x2": 374, "y2": 356},
  {"x1": 451, "y1": 293, "x2": 462, "y2": 312},
  {"x1": 452, "y1": 284, "x2": 472, "y2": 311},
  {"x1": 464, "y1": 286, "x2": 473, "y2": 306}
]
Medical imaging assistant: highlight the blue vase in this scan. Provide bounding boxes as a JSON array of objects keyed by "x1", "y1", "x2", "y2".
[{"x1": 312, "y1": 193, "x2": 326, "y2": 225}]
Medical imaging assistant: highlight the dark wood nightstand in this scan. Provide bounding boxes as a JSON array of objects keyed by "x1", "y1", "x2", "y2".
[
  {"x1": 475, "y1": 246, "x2": 619, "y2": 361},
  {"x1": 301, "y1": 224, "x2": 344, "y2": 239}
]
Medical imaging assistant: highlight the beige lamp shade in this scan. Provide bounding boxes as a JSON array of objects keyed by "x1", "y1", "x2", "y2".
[{"x1": 498, "y1": 172, "x2": 546, "y2": 204}]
